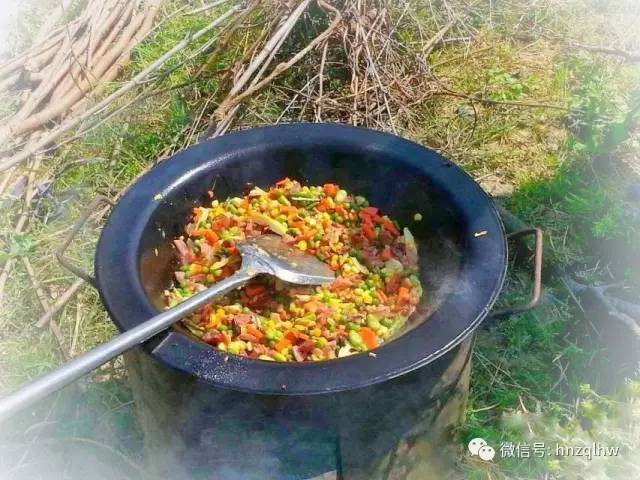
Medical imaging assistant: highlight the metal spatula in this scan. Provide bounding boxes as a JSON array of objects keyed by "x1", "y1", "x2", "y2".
[{"x1": 0, "y1": 234, "x2": 334, "y2": 422}]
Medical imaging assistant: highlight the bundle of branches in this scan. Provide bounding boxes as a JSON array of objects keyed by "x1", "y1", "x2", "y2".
[
  {"x1": 0, "y1": 0, "x2": 163, "y2": 158},
  {"x1": 205, "y1": 0, "x2": 475, "y2": 135}
]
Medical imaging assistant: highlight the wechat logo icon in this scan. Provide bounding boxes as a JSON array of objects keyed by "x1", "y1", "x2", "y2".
[{"x1": 468, "y1": 438, "x2": 496, "y2": 462}]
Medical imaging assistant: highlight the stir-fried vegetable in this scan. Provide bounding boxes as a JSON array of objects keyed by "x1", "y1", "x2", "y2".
[{"x1": 166, "y1": 179, "x2": 422, "y2": 362}]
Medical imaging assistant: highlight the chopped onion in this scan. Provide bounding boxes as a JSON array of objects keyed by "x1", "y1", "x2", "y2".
[
  {"x1": 403, "y1": 227, "x2": 418, "y2": 266},
  {"x1": 383, "y1": 258, "x2": 403, "y2": 274},
  {"x1": 210, "y1": 257, "x2": 231, "y2": 270},
  {"x1": 249, "y1": 211, "x2": 288, "y2": 236},
  {"x1": 352, "y1": 257, "x2": 370, "y2": 274},
  {"x1": 338, "y1": 345, "x2": 356, "y2": 358},
  {"x1": 248, "y1": 186, "x2": 268, "y2": 197}
]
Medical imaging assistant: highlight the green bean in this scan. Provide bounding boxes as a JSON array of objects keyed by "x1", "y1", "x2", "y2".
[
  {"x1": 277, "y1": 194, "x2": 291, "y2": 206},
  {"x1": 272, "y1": 352, "x2": 287, "y2": 362},
  {"x1": 366, "y1": 314, "x2": 382, "y2": 331},
  {"x1": 348, "y1": 330, "x2": 365, "y2": 350}
]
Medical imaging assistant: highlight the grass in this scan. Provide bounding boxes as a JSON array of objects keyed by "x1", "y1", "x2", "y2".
[
  {"x1": 393, "y1": 3, "x2": 640, "y2": 477},
  {"x1": 1, "y1": 1, "x2": 640, "y2": 478}
]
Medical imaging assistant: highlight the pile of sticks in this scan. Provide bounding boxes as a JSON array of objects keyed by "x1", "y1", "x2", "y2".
[
  {"x1": 0, "y1": 0, "x2": 162, "y2": 159},
  {"x1": 206, "y1": 0, "x2": 472, "y2": 135}
]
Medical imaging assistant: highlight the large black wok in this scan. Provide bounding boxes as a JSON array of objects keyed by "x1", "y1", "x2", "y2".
[
  {"x1": 89, "y1": 123, "x2": 517, "y2": 478},
  {"x1": 96, "y1": 123, "x2": 507, "y2": 393}
]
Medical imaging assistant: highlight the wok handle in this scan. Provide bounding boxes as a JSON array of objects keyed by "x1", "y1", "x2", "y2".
[
  {"x1": 491, "y1": 228, "x2": 544, "y2": 318},
  {"x1": 56, "y1": 195, "x2": 114, "y2": 288},
  {"x1": 0, "y1": 268, "x2": 255, "y2": 423}
]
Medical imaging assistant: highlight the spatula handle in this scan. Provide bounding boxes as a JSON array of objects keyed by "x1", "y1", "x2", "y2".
[{"x1": 0, "y1": 268, "x2": 255, "y2": 423}]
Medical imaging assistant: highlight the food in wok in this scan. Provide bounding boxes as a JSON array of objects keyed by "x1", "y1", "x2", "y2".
[{"x1": 166, "y1": 178, "x2": 422, "y2": 362}]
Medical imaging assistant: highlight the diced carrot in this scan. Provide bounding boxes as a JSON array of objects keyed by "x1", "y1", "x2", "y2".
[
  {"x1": 275, "y1": 337, "x2": 292, "y2": 352},
  {"x1": 246, "y1": 325, "x2": 264, "y2": 341},
  {"x1": 276, "y1": 178, "x2": 289, "y2": 187},
  {"x1": 361, "y1": 206, "x2": 379, "y2": 217},
  {"x1": 397, "y1": 286, "x2": 410, "y2": 306},
  {"x1": 190, "y1": 264, "x2": 203, "y2": 274},
  {"x1": 323, "y1": 183, "x2": 339, "y2": 197},
  {"x1": 303, "y1": 301, "x2": 318, "y2": 313},
  {"x1": 297, "y1": 332, "x2": 310, "y2": 341},
  {"x1": 362, "y1": 223, "x2": 376, "y2": 240},
  {"x1": 359, "y1": 210, "x2": 378, "y2": 224},
  {"x1": 206, "y1": 230, "x2": 219, "y2": 245},
  {"x1": 375, "y1": 289, "x2": 388, "y2": 303},
  {"x1": 284, "y1": 331, "x2": 297, "y2": 342},
  {"x1": 317, "y1": 199, "x2": 329, "y2": 212},
  {"x1": 280, "y1": 206, "x2": 298, "y2": 214},
  {"x1": 335, "y1": 205, "x2": 348, "y2": 217},
  {"x1": 300, "y1": 226, "x2": 312, "y2": 239},
  {"x1": 380, "y1": 218, "x2": 399, "y2": 236},
  {"x1": 191, "y1": 229, "x2": 218, "y2": 245},
  {"x1": 212, "y1": 217, "x2": 231, "y2": 231},
  {"x1": 381, "y1": 245, "x2": 392, "y2": 261},
  {"x1": 359, "y1": 327, "x2": 378, "y2": 349}
]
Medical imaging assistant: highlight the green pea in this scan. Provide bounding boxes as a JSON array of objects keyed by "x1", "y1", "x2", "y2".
[{"x1": 265, "y1": 329, "x2": 278, "y2": 341}]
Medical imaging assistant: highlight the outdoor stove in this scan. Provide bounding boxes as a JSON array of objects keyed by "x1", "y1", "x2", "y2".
[{"x1": 125, "y1": 336, "x2": 472, "y2": 479}]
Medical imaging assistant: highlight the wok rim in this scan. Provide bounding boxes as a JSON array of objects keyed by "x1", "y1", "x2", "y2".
[{"x1": 95, "y1": 123, "x2": 507, "y2": 395}]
